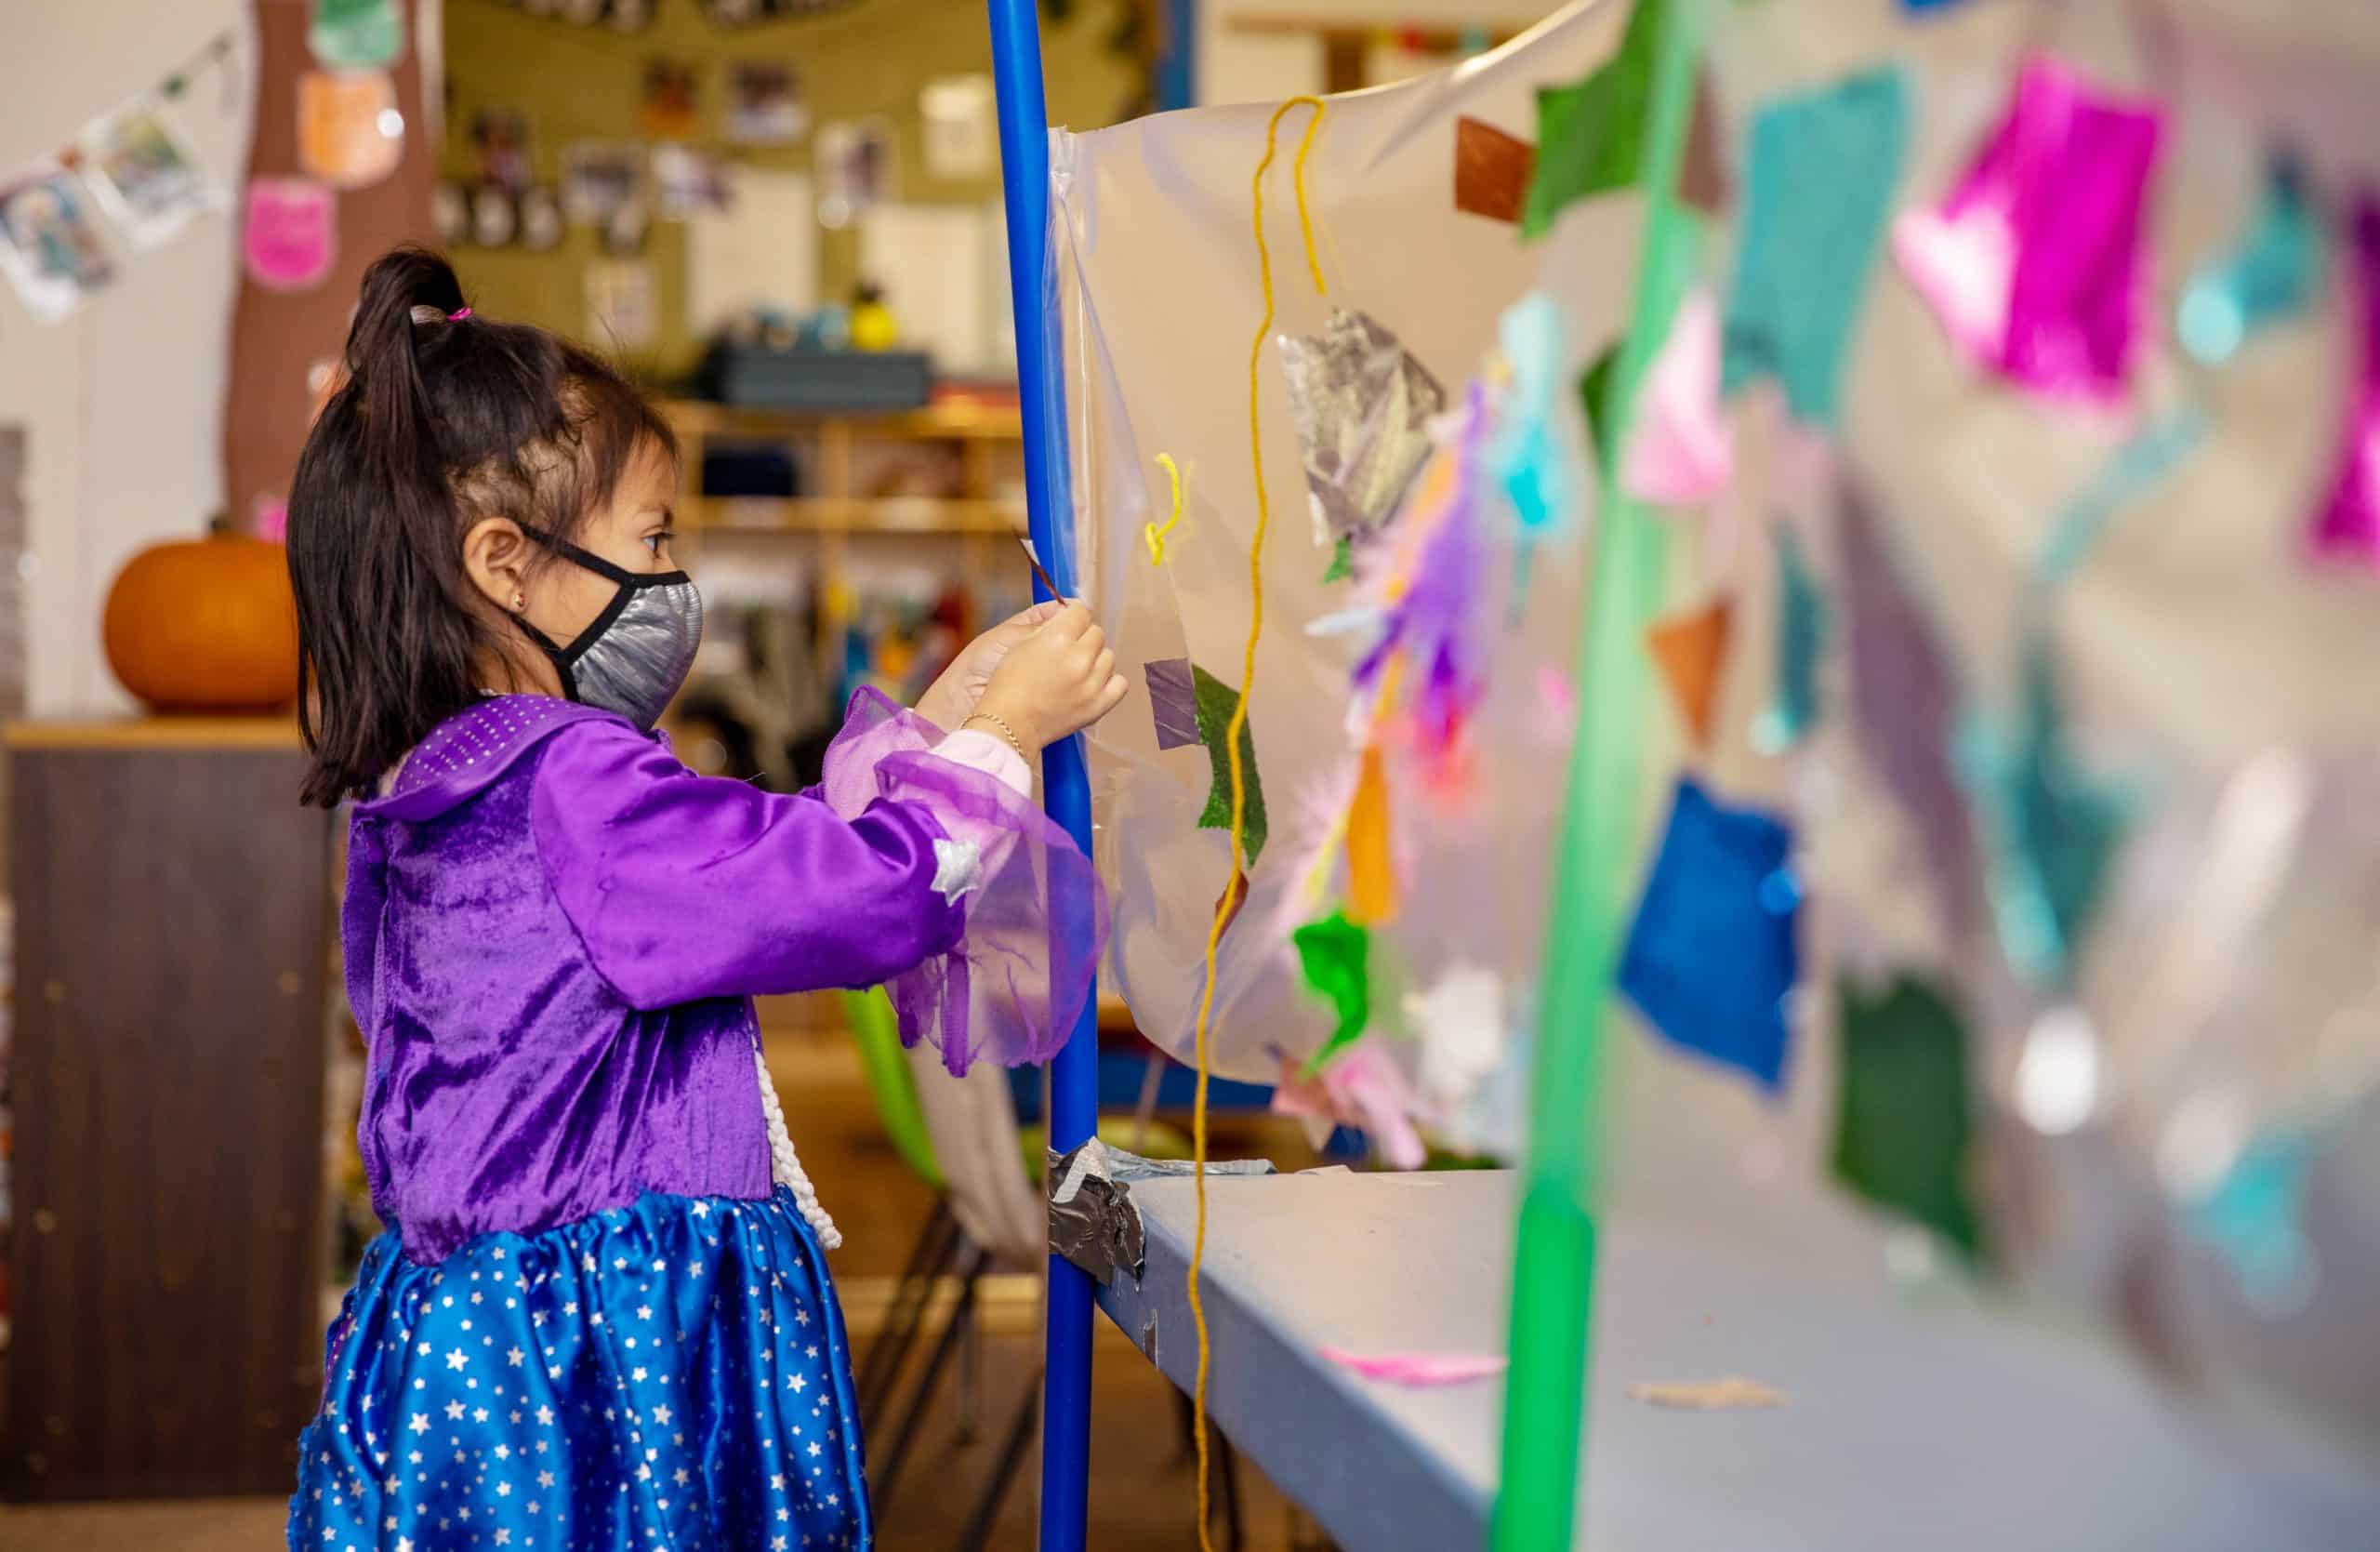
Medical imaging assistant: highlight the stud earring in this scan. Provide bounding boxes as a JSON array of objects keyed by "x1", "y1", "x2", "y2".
[{"x1": 511, "y1": 591, "x2": 525, "y2": 612}]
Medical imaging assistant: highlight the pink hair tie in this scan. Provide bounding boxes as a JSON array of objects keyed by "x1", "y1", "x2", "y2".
[{"x1": 448, "y1": 307, "x2": 472, "y2": 321}]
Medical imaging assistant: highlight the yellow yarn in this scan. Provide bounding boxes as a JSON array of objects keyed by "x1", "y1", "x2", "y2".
[
  {"x1": 1145, "y1": 452, "x2": 1185, "y2": 564},
  {"x1": 1188, "y1": 92, "x2": 1328, "y2": 1552}
]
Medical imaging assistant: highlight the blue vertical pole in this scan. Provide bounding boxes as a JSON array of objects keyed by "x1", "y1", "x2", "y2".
[
  {"x1": 1156, "y1": 0, "x2": 1197, "y2": 110},
  {"x1": 985, "y1": 3, "x2": 1098, "y2": 1549}
]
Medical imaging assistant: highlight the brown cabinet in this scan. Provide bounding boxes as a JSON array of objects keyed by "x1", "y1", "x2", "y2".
[{"x1": 3, "y1": 720, "x2": 331, "y2": 1501}]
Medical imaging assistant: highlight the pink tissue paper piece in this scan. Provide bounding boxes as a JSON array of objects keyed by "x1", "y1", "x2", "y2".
[
  {"x1": 2308, "y1": 197, "x2": 2380, "y2": 568},
  {"x1": 1276, "y1": 1041, "x2": 1426, "y2": 1169},
  {"x1": 1894, "y1": 54, "x2": 2164, "y2": 404},
  {"x1": 1328, "y1": 1041, "x2": 1428, "y2": 1171},
  {"x1": 245, "y1": 178, "x2": 336, "y2": 292},
  {"x1": 1320, "y1": 1348, "x2": 1509, "y2": 1386},
  {"x1": 1622, "y1": 289, "x2": 1734, "y2": 506}
]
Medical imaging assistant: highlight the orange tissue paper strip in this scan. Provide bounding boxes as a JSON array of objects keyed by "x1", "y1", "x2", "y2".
[
  {"x1": 1346, "y1": 745, "x2": 1399, "y2": 925},
  {"x1": 1647, "y1": 596, "x2": 1733, "y2": 749}
]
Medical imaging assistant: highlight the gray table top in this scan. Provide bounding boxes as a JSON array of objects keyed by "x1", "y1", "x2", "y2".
[{"x1": 1092, "y1": 1169, "x2": 2380, "y2": 1551}]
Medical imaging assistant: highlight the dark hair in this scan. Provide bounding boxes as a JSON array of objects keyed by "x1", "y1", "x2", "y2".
[{"x1": 288, "y1": 247, "x2": 676, "y2": 805}]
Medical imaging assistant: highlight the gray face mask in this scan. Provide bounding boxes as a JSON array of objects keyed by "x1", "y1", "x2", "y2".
[{"x1": 518, "y1": 537, "x2": 703, "y2": 730}]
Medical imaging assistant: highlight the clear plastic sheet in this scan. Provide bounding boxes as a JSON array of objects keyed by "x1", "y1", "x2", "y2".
[{"x1": 1050, "y1": 1, "x2": 1626, "y2": 1091}]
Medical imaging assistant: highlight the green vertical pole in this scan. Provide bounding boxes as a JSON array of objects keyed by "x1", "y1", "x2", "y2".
[{"x1": 1492, "y1": 0, "x2": 1709, "y2": 1546}]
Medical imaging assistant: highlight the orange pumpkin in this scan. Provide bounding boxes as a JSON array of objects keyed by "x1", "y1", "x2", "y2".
[{"x1": 103, "y1": 521, "x2": 301, "y2": 711}]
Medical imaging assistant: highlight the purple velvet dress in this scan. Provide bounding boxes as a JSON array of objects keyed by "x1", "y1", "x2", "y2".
[{"x1": 287, "y1": 691, "x2": 1101, "y2": 1552}]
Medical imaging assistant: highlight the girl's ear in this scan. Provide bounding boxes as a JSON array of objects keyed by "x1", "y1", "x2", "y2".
[{"x1": 461, "y1": 516, "x2": 533, "y2": 616}]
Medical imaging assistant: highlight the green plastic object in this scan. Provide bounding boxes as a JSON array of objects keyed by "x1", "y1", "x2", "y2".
[
  {"x1": 840, "y1": 988, "x2": 943, "y2": 1189},
  {"x1": 1494, "y1": 0, "x2": 1709, "y2": 1546}
]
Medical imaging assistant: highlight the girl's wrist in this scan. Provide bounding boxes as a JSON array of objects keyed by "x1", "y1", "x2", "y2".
[{"x1": 963, "y1": 710, "x2": 1030, "y2": 761}]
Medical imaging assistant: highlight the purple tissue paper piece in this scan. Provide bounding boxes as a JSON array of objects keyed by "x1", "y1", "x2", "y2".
[
  {"x1": 1146, "y1": 657, "x2": 1201, "y2": 749},
  {"x1": 1896, "y1": 54, "x2": 2164, "y2": 403},
  {"x1": 1354, "y1": 382, "x2": 1493, "y2": 752},
  {"x1": 1839, "y1": 481, "x2": 1981, "y2": 937},
  {"x1": 2308, "y1": 197, "x2": 2380, "y2": 568}
]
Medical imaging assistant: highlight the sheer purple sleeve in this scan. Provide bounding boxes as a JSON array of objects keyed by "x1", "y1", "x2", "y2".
[
  {"x1": 819, "y1": 688, "x2": 1106, "y2": 1075},
  {"x1": 530, "y1": 718, "x2": 966, "y2": 1010}
]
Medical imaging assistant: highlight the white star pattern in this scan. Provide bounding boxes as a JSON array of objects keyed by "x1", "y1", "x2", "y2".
[{"x1": 295, "y1": 1185, "x2": 854, "y2": 1548}]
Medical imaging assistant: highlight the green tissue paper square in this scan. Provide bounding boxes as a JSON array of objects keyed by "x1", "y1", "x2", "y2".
[{"x1": 1194, "y1": 664, "x2": 1268, "y2": 866}]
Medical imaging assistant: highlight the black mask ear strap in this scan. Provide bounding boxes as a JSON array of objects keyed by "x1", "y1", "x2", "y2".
[
  {"x1": 512, "y1": 610, "x2": 583, "y2": 701},
  {"x1": 519, "y1": 524, "x2": 690, "y2": 589}
]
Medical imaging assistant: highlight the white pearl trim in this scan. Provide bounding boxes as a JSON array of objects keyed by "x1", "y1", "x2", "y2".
[{"x1": 754, "y1": 1043, "x2": 840, "y2": 1250}]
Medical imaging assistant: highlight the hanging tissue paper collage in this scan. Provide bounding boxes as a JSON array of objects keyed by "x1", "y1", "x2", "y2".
[{"x1": 1036, "y1": 0, "x2": 2380, "y2": 1450}]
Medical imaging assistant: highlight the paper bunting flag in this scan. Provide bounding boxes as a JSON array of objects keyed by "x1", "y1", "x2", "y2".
[
  {"x1": 1721, "y1": 66, "x2": 1910, "y2": 429},
  {"x1": 1145, "y1": 657, "x2": 1199, "y2": 749},
  {"x1": 1956, "y1": 633, "x2": 2136, "y2": 986},
  {"x1": 2307, "y1": 197, "x2": 2380, "y2": 568},
  {"x1": 77, "y1": 100, "x2": 217, "y2": 250},
  {"x1": 0, "y1": 164, "x2": 116, "y2": 320},
  {"x1": 1454, "y1": 116, "x2": 1533, "y2": 224},
  {"x1": 2033, "y1": 409, "x2": 2207, "y2": 590},
  {"x1": 244, "y1": 178, "x2": 337, "y2": 291},
  {"x1": 1893, "y1": 54, "x2": 2164, "y2": 403},
  {"x1": 1323, "y1": 1348, "x2": 1507, "y2": 1386},
  {"x1": 1619, "y1": 776, "x2": 1801, "y2": 1091},
  {"x1": 310, "y1": 0, "x2": 406, "y2": 69},
  {"x1": 1293, "y1": 909, "x2": 1371, "y2": 1074},
  {"x1": 1344, "y1": 745, "x2": 1398, "y2": 925},
  {"x1": 1520, "y1": 0, "x2": 1660, "y2": 239},
  {"x1": 2178, "y1": 1123, "x2": 2323, "y2": 1315},
  {"x1": 1622, "y1": 288, "x2": 1733, "y2": 506},
  {"x1": 2177, "y1": 155, "x2": 2322, "y2": 366},
  {"x1": 1679, "y1": 73, "x2": 1730, "y2": 217},
  {"x1": 1193, "y1": 664, "x2": 1269, "y2": 864},
  {"x1": 1838, "y1": 482, "x2": 1979, "y2": 936},
  {"x1": 1646, "y1": 597, "x2": 1731, "y2": 749},
  {"x1": 1277, "y1": 309, "x2": 1448, "y2": 550},
  {"x1": 1752, "y1": 525, "x2": 1827, "y2": 751},
  {"x1": 1490, "y1": 293, "x2": 1572, "y2": 536},
  {"x1": 1577, "y1": 344, "x2": 1620, "y2": 472},
  {"x1": 298, "y1": 69, "x2": 404, "y2": 190},
  {"x1": 1831, "y1": 973, "x2": 1984, "y2": 1257}
]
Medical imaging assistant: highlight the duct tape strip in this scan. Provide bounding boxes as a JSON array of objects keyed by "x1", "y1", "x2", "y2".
[{"x1": 1046, "y1": 1136, "x2": 1277, "y2": 1284}]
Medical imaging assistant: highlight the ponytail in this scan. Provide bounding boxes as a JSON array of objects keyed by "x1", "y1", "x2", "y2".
[{"x1": 288, "y1": 247, "x2": 674, "y2": 805}]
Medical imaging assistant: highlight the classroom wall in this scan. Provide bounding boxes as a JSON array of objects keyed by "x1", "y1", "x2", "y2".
[
  {"x1": 0, "y1": 3, "x2": 256, "y2": 716},
  {"x1": 1195, "y1": 0, "x2": 1527, "y2": 107},
  {"x1": 442, "y1": 0, "x2": 1140, "y2": 378}
]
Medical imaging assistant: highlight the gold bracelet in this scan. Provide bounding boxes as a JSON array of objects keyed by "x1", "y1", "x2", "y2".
[{"x1": 964, "y1": 711, "x2": 1028, "y2": 762}]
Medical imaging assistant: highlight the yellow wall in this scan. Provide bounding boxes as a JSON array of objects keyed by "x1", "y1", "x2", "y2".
[{"x1": 440, "y1": 0, "x2": 1139, "y2": 378}]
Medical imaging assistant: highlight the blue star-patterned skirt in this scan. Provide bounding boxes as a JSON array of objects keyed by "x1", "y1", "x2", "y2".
[{"x1": 288, "y1": 1187, "x2": 869, "y2": 1551}]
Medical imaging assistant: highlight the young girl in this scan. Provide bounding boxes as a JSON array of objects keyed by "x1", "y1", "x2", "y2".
[{"x1": 285, "y1": 248, "x2": 1124, "y2": 1552}]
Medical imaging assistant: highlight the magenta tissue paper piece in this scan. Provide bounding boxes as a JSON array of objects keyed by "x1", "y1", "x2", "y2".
[
  {"x1": 2308, "y1": 198, "x2": 2380, "y2": 569},
  {"x1": 1894, "y1": 55, "x2": 2165, "y2": 403},
  {"x1": 1318, "y1": 1347, "x2": 1509, "y2": 1386}
]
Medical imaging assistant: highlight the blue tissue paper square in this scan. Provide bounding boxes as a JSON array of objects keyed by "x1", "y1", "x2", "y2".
[{"x1": 1619, "y1": 776, "x2": 1801, "y2": 1091}]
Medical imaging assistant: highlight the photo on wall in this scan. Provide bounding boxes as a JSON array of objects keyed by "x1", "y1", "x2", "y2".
[
  {"x1": 0, "y1": 163, "x2": 115, "y2": 320},
  {"x1": 77, "y1": 98, "x2": 218, "y2": 248},
  {"x1": 562, "y1": 140, "x2": 647, "y2": 225},
  {"x1": 726, "y1": 61, "x2": 806, "y2": 144},
  {"x1": 814, "y1": 117, "x2": 892, "y2": 229}
]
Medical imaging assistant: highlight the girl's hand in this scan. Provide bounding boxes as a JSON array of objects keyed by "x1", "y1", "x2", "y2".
[
  {"x1": 971, "y1": 602, "x2": 1129, "y2": 749},
  {"x1": 914, "y1": 601, "x2": 1067, "y2": 731}
]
